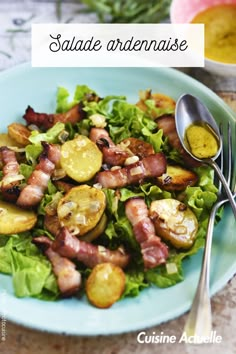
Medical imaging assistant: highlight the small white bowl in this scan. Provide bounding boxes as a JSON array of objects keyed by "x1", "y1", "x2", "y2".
[
  {"x1": 170, "y1": 0, "x2": 236, "y2": 76},
  {"x1": 204, "y1": 58, "x2": 236, "y2": 77}
]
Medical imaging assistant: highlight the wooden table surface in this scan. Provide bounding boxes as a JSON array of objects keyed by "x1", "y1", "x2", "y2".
[{"x1": 0, "y1": 1, "x2": 236, "y2": 353}]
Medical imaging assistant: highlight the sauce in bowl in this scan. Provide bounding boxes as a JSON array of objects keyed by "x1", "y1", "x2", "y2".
[{"x1": 191, "y1": 4, "x2": 236, "y2": 64}]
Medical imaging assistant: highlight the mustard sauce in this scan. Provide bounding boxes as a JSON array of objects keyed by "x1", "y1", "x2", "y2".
[
  {"x1": 191, "y1": 4, "x2": 236, "y2": 64},
  {"x1": 185, "y1": 123, "x2": 219, "y2": 159}
]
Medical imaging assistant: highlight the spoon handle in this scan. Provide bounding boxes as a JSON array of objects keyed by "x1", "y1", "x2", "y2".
[{"x1": 210, "y1": 160, "x2": 236, "y2": 218}]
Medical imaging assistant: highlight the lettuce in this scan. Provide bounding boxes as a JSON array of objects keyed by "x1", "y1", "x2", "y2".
[
  {"x1": 25, "y1": 144, "x2": 43, "y2": 164},
  {"x1": 19, "y1": 163, "x2": 34, "y2": 181},
  {"x1": 0, "y1": 242, "x2": 12, "y2": 274},
  {"x1": 82, "y1": 95, "x2": 126, "y2": 117},
  {"x1": 0, "y1": 234, "x2": 59, "y2": 299},
  {"x1": 145, "y1": 261, "x2": 183, "y2": 288},
  {"x1": 56, "y1": 85, "x2": 159, "y2": 148},
  {"x1": 107, "y1": 100, "x2": 156, "y2": 143},
  {"x1": 119, "y1": 188, "x2": 144, "y2": 202},
  {"x1": 140, "y1": 183, "x2": 172, "y2": 201},
  {"x1": 103, "y1": 189, "x2": 141, "y2": 252},
  {"x1": 143, "y1": 98, "x2": 175, "y2": 118},
  {"x1": 29, "y1": 122, "x2": 65, "y2": 145},
  {"x1": 122, "y1": 271, "x2": 148, "y2": 298},
  {"x1": 142, "y1": 127, "x2": 164, "y2": 152},
  {"x1": 56, "y1": 85, "x2": 96, "y2": 113},
  {"x1": 38, "y1": 190, "x2": 63, "y2": 216},
  {"x1": 185, "y1": 166, "x2": 218, "y2": 220}
]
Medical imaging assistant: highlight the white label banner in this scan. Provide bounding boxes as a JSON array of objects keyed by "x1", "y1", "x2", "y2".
[{"x1": 31, "y1": 24, "x2": 204, "y2": 67}]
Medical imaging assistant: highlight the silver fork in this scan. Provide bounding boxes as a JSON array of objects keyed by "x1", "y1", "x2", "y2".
[{"x1": 183, "y1": 121, "x2": 236, "y2": 339}]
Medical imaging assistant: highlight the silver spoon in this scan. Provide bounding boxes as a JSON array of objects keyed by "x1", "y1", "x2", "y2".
[{"x1": 175, "y1": 93, "x2": 236, "y2": 218}]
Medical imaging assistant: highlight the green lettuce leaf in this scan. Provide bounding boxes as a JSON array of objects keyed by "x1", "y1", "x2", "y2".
[
  {"x1": 119, "y1": 188, "x2": 144, "y2": 202},
  {"x1": 83, "y1": 95, "x2": 126, "y2": 117},
  {"x1": 19, "y1": 163, "x2": 34, "y2": 181},
  {"x1": 38, "y1": 190, "x2": 63, "y2": 216},
  {"x1": 143, "y1": 98, "x2": 175, "y2": 117},
  {"x1": 25, "y1": 144, "x2": 43, "y2": 164},
  {"x1": 142, "y1": 127, "x2": 164, "y2": 152},
  {"x1": 56, "y1": 85, "x2": 96, "y2": 113},
  {"x1": 29, "y1": 122, "x2": 65, "y2": 145},
  {"x1": 140, "y1": 183, "x2": 172, "y2": 201},
  {"x1": 0, "y1": 244, "x2": 12, "y2": 274},
  {"x1": 0, "y1": 234, "x2": 59, "y2": 299},
  {"x1": 107, "y1": 100, "x2": 156, "y2": 143},
  {"x1": 145, "y1": 260, "x2": 183, "y2": 288},
  {"x1": 122, "y1": 271, "x2": 148, "y2": 298}
]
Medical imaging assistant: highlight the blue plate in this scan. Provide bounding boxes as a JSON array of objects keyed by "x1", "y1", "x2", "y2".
[{"x1": 0, "y1": 64, "x2": 235, "y2": 335}]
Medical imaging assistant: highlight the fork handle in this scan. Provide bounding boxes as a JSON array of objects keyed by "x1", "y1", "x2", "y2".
[
  {"x1": 210, "y1": 160, "x2": 236, "y2": 218},
  {"x1": 184, "y1": 211, "x2": 215, "y2": 338},
  {"x1": 184, "y1": 283, "x2": 212, "y2": 338}
]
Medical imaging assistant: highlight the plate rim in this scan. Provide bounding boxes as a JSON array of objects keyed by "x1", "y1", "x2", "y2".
[{"x1": 0, "y1": 63, "x2": 235, "y2": 336}]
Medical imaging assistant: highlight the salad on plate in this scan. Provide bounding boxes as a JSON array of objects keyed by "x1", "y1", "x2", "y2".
[{"x1": 0, "y1": 85, "x2": 219, "y2": 308}]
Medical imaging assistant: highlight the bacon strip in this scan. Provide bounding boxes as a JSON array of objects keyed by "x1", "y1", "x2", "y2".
[
  {"x1": 89, "y1": 128, "x2": 130, "y2": 166},
  {"x1": 96, "y1": 152, "x2": 166, "y2": 189},
  {"x1": 52, "y1": 227, "x2": 130, "y2": 269},
  {"x1": 125, "y1": 198, "x2": 168, "y2": 269},
  {"x1": 16, "y1": 143, "x2": 60, "y2": 208},
  {"x1": 156, "y1": 115, "x2": 200, "y2": 168},
  {"x1": 33, "y1": 236, "x2": 81, "y2": 297},
  {"x1": 23, "y1": 103, "x2": 84, "y2": 130},
  {"x1": 120, "y1": 137, "x2": 154, "y2": 159},
  {"x1": 0, "y1": 147, "x2": 21, "y2": 202}
]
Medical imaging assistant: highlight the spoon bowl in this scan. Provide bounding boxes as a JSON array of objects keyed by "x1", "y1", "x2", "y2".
[
  {"x1": 176, "y1": 94, "x2": 222, "y2": 161},
  {"x1": 175, "y1": 94, "x2": 236, "y2": 218}
]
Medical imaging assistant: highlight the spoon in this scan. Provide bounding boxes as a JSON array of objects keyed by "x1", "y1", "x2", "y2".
[{"x1": 175, "y1": 93, "x2": 236, "y2": 218}]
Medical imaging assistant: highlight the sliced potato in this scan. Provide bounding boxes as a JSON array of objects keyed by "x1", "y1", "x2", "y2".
[
  {"x1": 0, "y1": 200, "x2": 37, "y2": 234},
  {"x1": 57, "y1": 185, "x2": 106, "y2": 236},
  {"x1": 60, "y1": 135, "x2": 102, "y2": 182},
  {"x1": 150, "y1": 199, "x2": 198, "y2": 249},
  {"x1": 80, "y1": 213, "x2": 107, "y2": 242},
  {"x1": 8, "y1": 123, "x2": 31, "y2": 147},
  {"x1": 86, "y1": 262, "x2": 126, "y2": 308},
  {"x1": 156, "y1": 165, "x2": 198, "y2": 191},
  {"x1": 0, "y1": 133, "x2": 22, "y2": 148}
]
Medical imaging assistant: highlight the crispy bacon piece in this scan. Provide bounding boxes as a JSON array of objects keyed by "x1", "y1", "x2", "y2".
[
  {"x1": 89, "y1": 128, "x2": 130, "y2": 166},
  {"x1": 89, "y1": 129, "x2": 155, "y2": 166},
  {"x1": 53, "y1": 180, "x2": 74, "y2": 193},
  {"x1": 96, "y1": 152, "x2": 166, "y2": 189},
  {"x1": 33, "y1": 236, "x2": 81, "y2": 297},
  {"x1": 125, "y1": 198, "x2": 168, "y2": 269},
  {"x1": 44, "y1": 214, "x2": 61, "y2": 237},
  {"x1": 16, "y1": 143, "x2": 61, "y2": 208},
  {"x1": 42, "y1": 142, "x2": 61, "y2": 165},
  {"x1": 52, "y1": 227, "x2": 130, "y2": 269},
  {"x1": 120, "y1": 137, "x2": 155, "y2": 159},
  {"x1": 0, "y1": 146, "x2": 21, "y2": 202},
  {"x1": 23, "y1": 103, "x2": 85, "y2": 130},
  {"x1": 156, "y1": 115, "x2": 200, "y2": 168}
]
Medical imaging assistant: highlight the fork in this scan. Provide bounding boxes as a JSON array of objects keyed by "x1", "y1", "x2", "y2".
[{"x1": 183, "y1": 121, "x2": 236, "y2": 339}]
